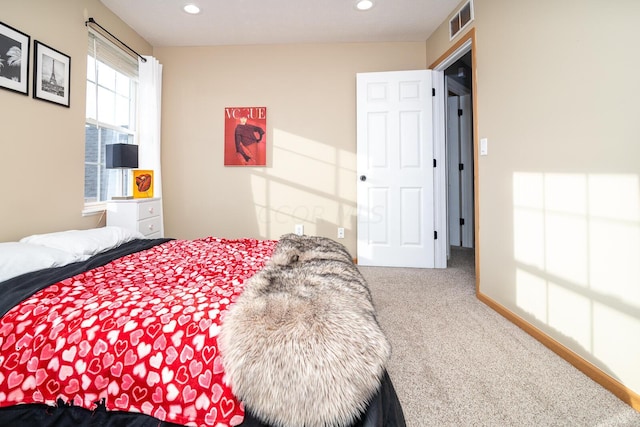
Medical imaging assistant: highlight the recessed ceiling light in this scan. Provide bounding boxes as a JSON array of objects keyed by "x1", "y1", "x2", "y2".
[
  {"x1": 183, "y1": 4, "x2": 201, "y2": 14},
  {"x1": 356, "y1": 0, "x2": 374, "y2": 11}
]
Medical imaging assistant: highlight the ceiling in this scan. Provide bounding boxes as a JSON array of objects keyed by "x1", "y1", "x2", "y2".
[{"x1": 99, "y1": 0, "x2": 461, "y2": 47}]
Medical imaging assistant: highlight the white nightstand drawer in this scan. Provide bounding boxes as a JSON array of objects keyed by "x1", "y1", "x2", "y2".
[
  {"x1": 107, "y1": 197, "x2": 164, "y2": 238},
  {"x1": 137, "y1": 199, "x2": 162, "y2": 220},
  {"x1": 139, "y1": 216, "x2": 162, "y2": 237}
]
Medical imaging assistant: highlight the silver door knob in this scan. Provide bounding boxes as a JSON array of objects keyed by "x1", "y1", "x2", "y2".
[{"x1": 360, "y1": 175, "x2": 367, "y2": 182}]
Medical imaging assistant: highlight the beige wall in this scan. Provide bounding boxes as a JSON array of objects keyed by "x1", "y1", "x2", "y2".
[
  {"x1": 427, "y1": 0, "x2": 640, "y2": 400},
  {"x1": 154, "y1": 43, "x2": 427, "y2": 254},
  {"x1": 0, "y1": 0, "x2": 151, "y2": 241}
]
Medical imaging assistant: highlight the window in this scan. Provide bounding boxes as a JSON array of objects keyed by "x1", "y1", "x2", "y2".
[{"x1": 84, "y1": 31, "x2": 138, "y2": 210}]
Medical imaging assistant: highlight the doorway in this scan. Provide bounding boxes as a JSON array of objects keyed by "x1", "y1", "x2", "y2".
[
  {"x1": 356, "y1": 30, "x2": 477, "y2": 270},
  {"x1": 430, "y1": 30, "x2": 477, "y2": 271},
  {"x1": 445, "y1": 51, "x2": 474, "y2": 250}
]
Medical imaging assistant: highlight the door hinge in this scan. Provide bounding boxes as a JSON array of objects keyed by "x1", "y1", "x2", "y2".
[
  {"x1": 433, "y1": 159, "x2": 437, "y2": 167},
  {"x1": 460, "y1": 218, "x2": 465, "y2": 226},
  {"x1": 432, "y1": 88, "x2": 436, "y2": 96},
  {"x1": 459, "y1": 163, "x2": 464, "y2": 171},
  {"x1": 458, "y1": 108, "x2": 463, "y2": 116},
  {"x1": 434, "y1": 231, "x2": 438, "y2": 240}
]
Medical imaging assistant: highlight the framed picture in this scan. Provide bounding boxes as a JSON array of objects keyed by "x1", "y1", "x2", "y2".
[
  {"x1": 33, "y1": 40, "x2": 70, "y2": 107},
  {"x1": 0, "y1": 21, "x2": 30, "y2": 95},
  {"x1": 224, "y1": 107, "x2": 267, "y2": 166},
  {"x1": 133, "y1": 170, "x2": 154, "y2": 198}
]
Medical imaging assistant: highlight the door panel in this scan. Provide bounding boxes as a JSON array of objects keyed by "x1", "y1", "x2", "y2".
[
  {"x1": 400, "y1": 111, "x2": 421, "y2": 168},
  {"x1": 368, "y1": 187, "x2": 389, "y2": 244},
  {"x1": 356, "y1": 70, "x2": 435, "y2": 268},
  {"x1": 400, "y1": 188, "x2": 422, "y2": 245},
  {"x1": 446, "y1": 91, "x2": 474, "y2": 249},
  {"x1": 459, "y1": 94, "x2": 474, "y2": 248},
  {"x1": 447, "y1": 96, "x2": 462, "y2": 247}
]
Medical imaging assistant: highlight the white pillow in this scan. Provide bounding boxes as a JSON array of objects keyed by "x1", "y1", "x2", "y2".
[
  {"x1": 19, "y1": 226, "x2": 145, "y2": 259},
  {"x1": 0, "y1": 242, "x2": 80, "y2": 283}
]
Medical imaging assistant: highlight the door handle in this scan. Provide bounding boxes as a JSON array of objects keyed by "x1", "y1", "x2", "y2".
[{"x1": 360, "y1": 175, "x2": 367, "y2": 182}]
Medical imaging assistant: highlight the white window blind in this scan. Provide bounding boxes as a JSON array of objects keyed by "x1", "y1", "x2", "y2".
[{"x1": 87, "y1": 31, "x2": 138, "y2": 79}]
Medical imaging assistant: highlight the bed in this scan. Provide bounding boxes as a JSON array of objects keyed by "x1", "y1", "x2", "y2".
[{"x1": 0, "y1": 227, "x2": 405, "y2": 427}]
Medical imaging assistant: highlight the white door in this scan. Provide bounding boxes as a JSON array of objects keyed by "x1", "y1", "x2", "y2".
[
  {"x1": 459, "y1": 94, "x2": 474, "y2": 248},
  {"x1": 356, "y1": 70, "x2": 435, "y2": 268},
  {"x1": 446, "y1": 77, "x2": 474, "y2": 249},
  {"x1": 447, "y1": 95, "x2": 462, "y2": 247}
]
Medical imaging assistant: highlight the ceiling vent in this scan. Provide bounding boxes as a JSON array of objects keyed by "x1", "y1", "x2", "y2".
[{"x1": 449, "y1": 0, "x2": 474, "y2": 40}]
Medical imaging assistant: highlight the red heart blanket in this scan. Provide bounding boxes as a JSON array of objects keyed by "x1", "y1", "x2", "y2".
[{"x1": 0, "y1": 237, "x2": 276, "y2": 426}]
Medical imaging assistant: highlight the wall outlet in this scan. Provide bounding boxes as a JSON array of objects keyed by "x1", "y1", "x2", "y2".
[
  {"x1": 295, "y1": 224, "x2": 304, "y2": 236},
  {"x1": 337, "y1": 227, "x2": 345, "y2": 239}
]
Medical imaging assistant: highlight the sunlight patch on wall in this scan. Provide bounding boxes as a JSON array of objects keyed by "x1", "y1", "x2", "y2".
[
  {"x1": 250, "y1": 128, "x2": 357, "y2": 237},
  {"x1": 588, "y1": 175, "x2": 640, "y2": 306},
  {"x1": 513, "y1": 172, "x2": 640, "y2": 357},
  {"x1": 544, "y1": 174, "x2": 588, "y2": 287},
  {"x1": 251, "y1": 177, "x2": 337, "y2": 237},
  {"x1": 593, "y1": 302, "x2": 640, "y2": 391},
  {"x1": 515, "y1": 268, "x2": 547, "y2": 322},
  {"x1": 590, "y1": 218, "x2": 640, "y2": 306},
  {"x1": 547, "y1": 280, "x2": 592, "y2": 351},
  {"x1": 588, "y1": 175, "x2": 640, "y2": 221},
  {"x1": 336, "y1": 148, "x2": 357, "y2": 200},
  {"x1": 250, "y1": 174, "x2": 268, "y2": 236},
  {"x1": 268, "y1": 129, "x2": 356, "y2": 194}
]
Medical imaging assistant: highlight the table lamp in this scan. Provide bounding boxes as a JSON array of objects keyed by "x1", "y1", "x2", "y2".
[{"x1": 106, "y1": 143, "x2": 139, "y2": 199}]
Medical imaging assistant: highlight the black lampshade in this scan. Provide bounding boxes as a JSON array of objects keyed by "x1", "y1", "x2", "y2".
[{"x1": 106, "y1": 144, "x2": 139, "y2": 169}]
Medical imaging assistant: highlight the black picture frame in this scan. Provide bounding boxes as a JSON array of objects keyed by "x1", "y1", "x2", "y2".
[
  {"x1": 33, "y1": 40, "x2": 70, "y2": 107},
  {"x1": 0, "y1": 21, "x2": 30, "y2": 95}
]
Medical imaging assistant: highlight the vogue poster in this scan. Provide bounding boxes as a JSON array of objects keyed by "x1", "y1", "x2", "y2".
[{"x1": 224, "y1": 106, "x2": 267, "y2": 166}]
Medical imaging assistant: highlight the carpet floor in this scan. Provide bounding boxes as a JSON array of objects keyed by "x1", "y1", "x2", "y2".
[{"x1": 359, "y1": 247, "x2": 640, "y2": 427}]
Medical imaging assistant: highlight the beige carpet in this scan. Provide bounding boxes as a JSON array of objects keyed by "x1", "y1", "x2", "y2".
[{"x1": 359, "y1": 247, "x2": 640, "y2": 427}]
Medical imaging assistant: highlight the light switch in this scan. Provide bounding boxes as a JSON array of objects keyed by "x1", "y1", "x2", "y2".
[{"x1": 480, "y1": 138, "x2": 488, "y2": 156}]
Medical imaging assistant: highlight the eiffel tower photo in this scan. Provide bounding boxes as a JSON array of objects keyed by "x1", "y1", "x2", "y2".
[
  {"x1": 40, "y1": 55, "x2": 64, "y2": 97},
  {"x1": 48, "y1": 60, "x2": 57, "y2": 86}
]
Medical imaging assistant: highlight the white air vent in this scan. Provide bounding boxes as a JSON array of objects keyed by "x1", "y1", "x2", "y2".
[{"x1": 449, "y1": 0, "x2": 474, "y2": 40}]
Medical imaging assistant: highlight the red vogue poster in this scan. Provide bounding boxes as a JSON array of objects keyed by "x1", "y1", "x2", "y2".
[{"x1": 224, "y1": 106, "x2": 267, "y2": 166}]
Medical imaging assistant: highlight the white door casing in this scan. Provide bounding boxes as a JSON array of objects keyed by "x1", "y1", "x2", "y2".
[{"x1": 356, "y1": 70, "x2": 435, "y2": 268}]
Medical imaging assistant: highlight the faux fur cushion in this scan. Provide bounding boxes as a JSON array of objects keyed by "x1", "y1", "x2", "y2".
[
  {"x1": 268, "y1": 233, "x2": 355, "y2": 265},
  {"x1": 219, "y1": 234, "x2": 391, "y2": 427}
]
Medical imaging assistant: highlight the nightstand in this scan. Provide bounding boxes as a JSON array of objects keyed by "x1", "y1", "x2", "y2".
[{"x1": 106, "y1": 198, "x2": 164, "y2": 238}]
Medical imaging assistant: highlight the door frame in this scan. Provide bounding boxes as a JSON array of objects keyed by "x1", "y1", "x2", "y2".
[{"x1": 430, "y1": 28, "x2": 479, "y2": 280}]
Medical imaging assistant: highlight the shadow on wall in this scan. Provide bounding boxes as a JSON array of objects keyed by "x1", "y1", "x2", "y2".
[{"x1": 511, "y1": 171, "x2": 640, "y2": 397}]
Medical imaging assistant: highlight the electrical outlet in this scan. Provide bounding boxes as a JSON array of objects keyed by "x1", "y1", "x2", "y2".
[
  {"x1": 295, "y1": 224, "x2": 304, "y2": 236},
  {"x1": 337, "y1": 227, "x2": 345, "y2": 239}
]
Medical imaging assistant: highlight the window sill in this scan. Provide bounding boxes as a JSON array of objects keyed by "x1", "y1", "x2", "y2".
[{"x1": 82, "y1": 202, "x2": 107, "y2": 216}]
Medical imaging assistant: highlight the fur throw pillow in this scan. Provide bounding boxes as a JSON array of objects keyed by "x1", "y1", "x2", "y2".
[{"x1": 219, "y1": 234, "x2": 391, "y2": 427}]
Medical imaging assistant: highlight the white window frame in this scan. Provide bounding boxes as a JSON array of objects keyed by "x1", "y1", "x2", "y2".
[{"x1": 83, "y1": 30, "x2": 139, "y2": 214}]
